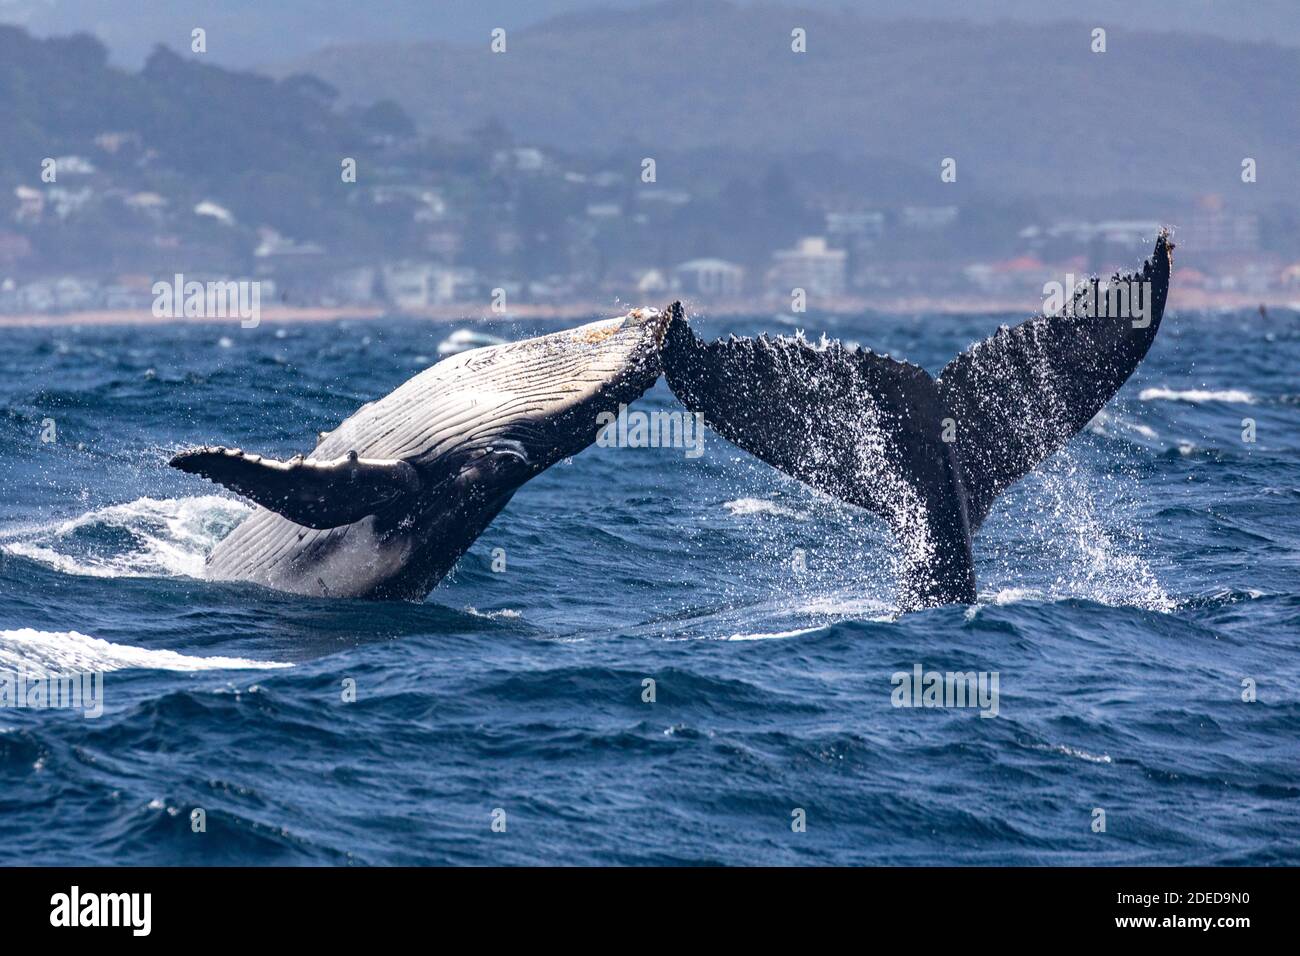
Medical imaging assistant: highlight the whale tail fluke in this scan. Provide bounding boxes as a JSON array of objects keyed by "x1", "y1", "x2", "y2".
[
  {"x1": 937, "y1": 230, "x2": 1173, "y2": 531},
  {"x1": 660, "y1": 232, "x2": 1173, "y2": 609},
  {"x1": 661, "y1": 302, "x2": 978, "y2": 609},
  {"x1": 169, "y1": 446, "x2": 422, "y2": 529},
  {"x1": 660, "y1": 301, "x2": 955, "y2": 522}
]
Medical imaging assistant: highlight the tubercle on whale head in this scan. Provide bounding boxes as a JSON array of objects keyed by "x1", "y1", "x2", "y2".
[
  {"x1": 614, "y1": 303, "x2": 674, "y2": 374},
  {"x1": 561, "y1": 305, "x2": 670, "y2": 371},
  {"x1": 580, "y1": 304, "x2": 674, "y2": 396}
]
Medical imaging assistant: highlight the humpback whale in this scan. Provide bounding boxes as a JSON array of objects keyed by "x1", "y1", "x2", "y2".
[
  {"x1": 170, "y1": 308, "x2": 669, "y2": 599},
  {"x1": 662, "y1": 233, "x2": 1173, "y2": 611}
]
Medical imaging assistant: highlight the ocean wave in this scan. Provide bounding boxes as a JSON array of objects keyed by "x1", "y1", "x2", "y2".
[
  {"x1": 790, "y1": 595, "x2": 895, "y2": 621},
  {"x1": 989, "y1": 587, "x2": 1045, "y2": 606},
  {"x1": 0, "y1": 628, "x2": 290, "y2": 674},
  {"x1": 0, "y1": 495, "x2": 246, "y2": 580},
  {"x1": 1139, "y1": 386, "x2": 1255, "y2": 404}
]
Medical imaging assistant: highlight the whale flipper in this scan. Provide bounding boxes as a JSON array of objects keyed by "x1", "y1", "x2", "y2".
[
  {"x1": 169, "y1": 446, "x2": 421, "y2": 530},
  {"x1": 661, "y1": 232, "x2": 1173, "y2": 610},
  {"x1": 937, "y1": 232, "x2": 1172, "y2": 530}
]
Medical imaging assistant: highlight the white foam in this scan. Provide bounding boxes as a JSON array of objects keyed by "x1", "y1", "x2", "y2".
[
  {"x1": 722, "y1": 497, "x2": 804, "y2": 519},
  {"x1": 0, "y1": 495, "x2": 247, "y2": 580},
  {"x1": 0, "y1": 628, "x2": 290, "y2": 674},
  {"x1": 1039, "y1": 743, "x2": 1113, "y2": 764},
  {"x1": 1087, "y1": 409, "x2": 1158, "y2": 440},
  {"x1": 725, "y1": 625, "x2": 825, "y2": 641},
  {"x1": 791, "y1": 595, "x2": 895, "y2": 621},
  {"x1": 1139, "y1": 387, "x2": 1255, "y2": 405},
  {"x1": 464, "y1": 606, "x2": 522, "y2": 620},
  {"x1": 990, "y1": 587, "x2": 1045, "y2": 606}
]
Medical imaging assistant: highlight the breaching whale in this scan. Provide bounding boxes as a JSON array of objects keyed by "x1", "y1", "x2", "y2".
[
  {"x1": 170, "y1": 308, "x2": 669, "y2": 599},
  {"x1": 661, "y1": 233, "x2": 1173, "y2": 611}
]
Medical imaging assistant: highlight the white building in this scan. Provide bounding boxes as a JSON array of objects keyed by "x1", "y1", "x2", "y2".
[
  {"x1": 769, "y1": 237, "x2": 847, "y2": 298},
  {"x1": 673, "y1": 258, "x2": 745, "y2": 298},
  {"x1": 382, "y1": 263, "x2": 475, "y2": 308}
]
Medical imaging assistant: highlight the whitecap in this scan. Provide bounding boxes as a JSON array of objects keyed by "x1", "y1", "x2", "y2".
[
  {"x1": 1088, "y1": 409, "x2": 1158, "y2": 440},
  {"x1": 1043, "y1": 743, "x2": 1112, "y2": 764},
  {"x1": 464, "y1": 607, "x2": 522, "y2": 620},
  {"x1": 0, "y1": 628, "x2": 290, "y2": 674},
  {"x1": 990, "y1": 587, "x2": 1045, "y2": 606},
  {"x1": 0, "y1": 495, "x2": 247, "y2": 580},
  {"x1": 725, "y1": 625, "x2": 826, "y2": 641},
  {"x1": 791, "y1": 595, "x2": 894, "y2": 621},
  {"x1": 1139, "y1": 387, "x2": 1255, "y2": 404}
]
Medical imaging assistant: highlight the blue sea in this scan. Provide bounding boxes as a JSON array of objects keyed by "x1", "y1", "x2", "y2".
[{"x1": 1, "y1": 306, "x2": 1297, "y2": 865}]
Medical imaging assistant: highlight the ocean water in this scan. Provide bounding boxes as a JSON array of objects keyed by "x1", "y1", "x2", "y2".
[{"x1": 1, "y1": 307, "x2": 1297, "y2": 866}]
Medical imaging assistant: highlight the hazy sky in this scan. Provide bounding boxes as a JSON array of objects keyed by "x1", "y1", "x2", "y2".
[{"x1": 1, "y1": 0, "x2": 1296, "y2": 67}]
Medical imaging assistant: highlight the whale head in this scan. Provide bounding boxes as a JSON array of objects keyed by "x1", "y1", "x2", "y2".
[
  {"x1": 368, "y1": 305, "x2": 672, "y2": 595},
  {"x1": 436, "y1": 306, "x2": 671, "y2": 478},
  {"x1": 191, "y1": 306, "x2": 673, "y2": 600}
]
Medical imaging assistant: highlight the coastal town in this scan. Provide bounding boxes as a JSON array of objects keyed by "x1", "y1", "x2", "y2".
[
  {"x1": 5, "y1": 153, "x2": 1290, "y2": 324},
  {"x1": 1, "y1": 31, "x2": 1296, "y2": 323}
]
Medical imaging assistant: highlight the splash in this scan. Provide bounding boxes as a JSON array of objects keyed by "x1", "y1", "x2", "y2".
[
  {"x1": 1088, "y1": 408, "x2": 1158, "y2": 441},
  {"x1": 985, "y1": 450, "x2": 1173, "y2": 612},
  {"x1": 0, "y1": 496, "x2": 247, "y2": 580},
  {"x1": 722, "y1": 497, "x2": 805, "y2": 519}
]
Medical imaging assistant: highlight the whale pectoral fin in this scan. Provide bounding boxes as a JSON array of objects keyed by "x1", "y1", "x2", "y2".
[
  {"x1": 169, "y1": 446, "x2": 421, "y2": 529},
  {"x1": 936, "y1": 231, "x2": 1173, "y2": 531}
]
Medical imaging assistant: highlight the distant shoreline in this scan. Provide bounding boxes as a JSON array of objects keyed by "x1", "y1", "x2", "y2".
[{"x1": 0, "y1": 289, "x2": 1295, "y2": 329}]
